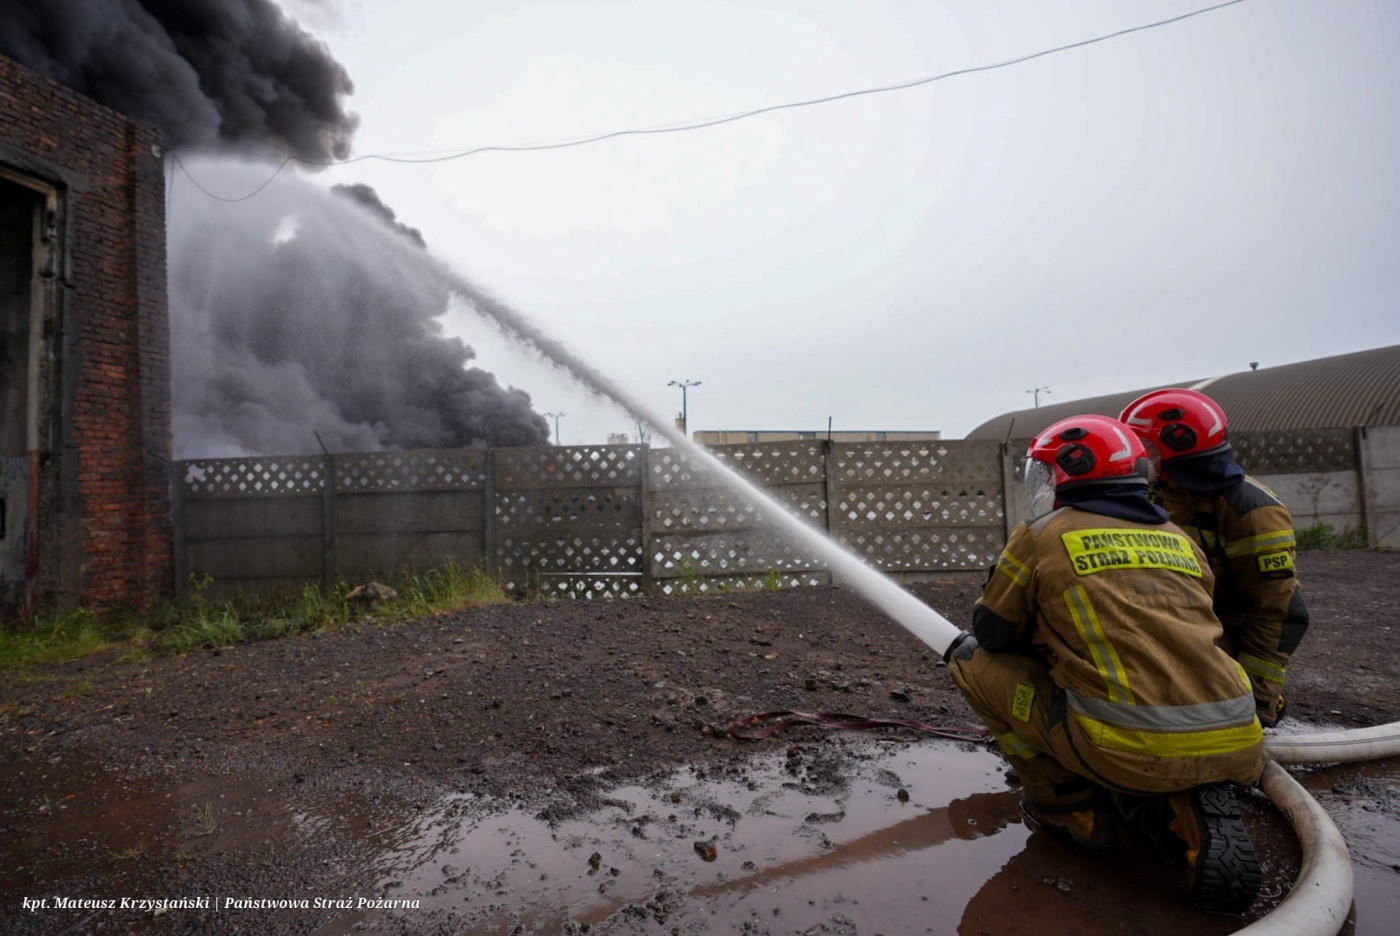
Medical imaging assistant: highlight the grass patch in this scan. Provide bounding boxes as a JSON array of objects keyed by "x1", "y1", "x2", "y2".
[
  {"x1": 1296, "y1": 521, "x2": 1369, "y2": 551},
  {"x1": 0, "y1": 608, "x2": 127, "y2": 667},
  {"x1": 194, "y1": 801, "x2": 220, "y2": 836},
  {"x1": 1337, "y1": 522, "x2": 1369, "y2": 550},
  {"x1": 108, "y1": 840, "x2": 149, "y2": 862},
  {"x1": 1296, "y1": 522, "x2": 1336, "y2": 551},
  {"x1": 397, "y1": 562, "x2": 510, "y2": 614},
  {"x1": 0, "y1": 562, "x2": 511, "y2": 666}
]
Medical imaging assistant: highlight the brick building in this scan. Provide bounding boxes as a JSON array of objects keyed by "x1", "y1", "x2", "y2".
[{"x1": 1, "y1": 54, "x2": 171, "y2": 616}]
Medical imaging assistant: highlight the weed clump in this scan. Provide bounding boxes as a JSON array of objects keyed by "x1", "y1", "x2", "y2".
[
  {"x1": 0, "y1": 562, "x2": 509, "y2": 666},
  {"x1": 1296, "y1": 521, "x2": 1369, "y2": 551}
]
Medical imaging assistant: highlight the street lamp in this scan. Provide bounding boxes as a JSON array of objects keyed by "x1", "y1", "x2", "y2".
[
  {"x1": 1026, "y1": 386, "x2": 1050, "y2": 408},
  {"x1": 667, "y1": 379, "x2": 701, "y2": 435},
  {"x1": 543, "y1": 411, "x2": 564, "y2": 443}
]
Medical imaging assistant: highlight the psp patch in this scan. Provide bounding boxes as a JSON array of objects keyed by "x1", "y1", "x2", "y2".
[
  {"x1": 1257, "y1": 550, "x2": 1294, "y2": 579},
  {"x1": 1012, "y1": 683, "x2": 1036, "y2": 722},
  {"x1": 1061, "y1": 528, "x2": 1203, "y2": 577}
]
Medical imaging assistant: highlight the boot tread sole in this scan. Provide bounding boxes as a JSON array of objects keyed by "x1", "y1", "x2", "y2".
[{"x1": 1188, "y1": 784, "x2": 1261, "y2": 915}]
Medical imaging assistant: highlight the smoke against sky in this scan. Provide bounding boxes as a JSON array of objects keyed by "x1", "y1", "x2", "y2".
[
  {"x1": 331, "y1": 183, "x2": 427, "y2": 249},
  {"x1": 169, "y1": 159, "x2": 549, "y2": 457},
  {"x1": 1, "y1": 0, "x2": 555, "y2": 456},
  {"x1": 0, "y1": 0, "x2": 356, "y2": 162}
]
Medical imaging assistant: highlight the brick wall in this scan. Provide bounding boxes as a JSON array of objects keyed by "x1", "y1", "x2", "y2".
[{"x1": 0, "y1": 54, "x2": 172, "y2": 613}]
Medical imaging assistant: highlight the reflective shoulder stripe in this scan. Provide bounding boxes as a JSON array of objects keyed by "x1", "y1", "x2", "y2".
[
  {"x1": 1072, "y1": 713, "x2": 1263, "y2": 758},
  {"x1": 994, "y1": 731, "x2": 1042, "y2": 761},
  {"x1": 1067, "y1": 690, "x2": 1257, "y2": 732},
  {"x1": 1063, "y1": 585, "x2": 1135, "y2": 705},
  {"x1": 996, "y1": 551, "x2": 1031, "y2": 587},
  {"x1": 1224, "y1": 529, "x2": 1296, "y2": 558},
  {"x1": 1238, "y1": 652, "x2": 1288, "y2": 686}
]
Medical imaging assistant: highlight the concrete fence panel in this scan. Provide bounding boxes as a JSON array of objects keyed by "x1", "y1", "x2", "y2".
[
  {"x1": 174, "y1": 456, "x2": 327, "y2": 601},
  {"x1": 1253, "y1": 472, "x2": 1361, "y2": 537},
  {"x1": 493, "y1": 445, "x2": 647, "y2": 598},
  {"x1": 829, "y1": 440, "x2": 1005, "y2": 578},
  {"x1": 171, "y1": 426, "x2": 1392, "y2": 602},
  {"x1": 1360, "y1": 425, "x2": 1400, "y2": 547},
  {"x1": 648, "y1": 442, "x2": 830, "y2": 592}
]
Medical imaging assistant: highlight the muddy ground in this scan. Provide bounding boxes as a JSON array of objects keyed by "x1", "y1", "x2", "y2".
[{"x1": 2, "y1": 550, "x2": 1397, "y2": 935}]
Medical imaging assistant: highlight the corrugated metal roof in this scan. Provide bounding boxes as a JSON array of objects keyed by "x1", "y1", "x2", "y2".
[{"x1": 964, "y1": 344, "x2": 1400, "y2": 440}]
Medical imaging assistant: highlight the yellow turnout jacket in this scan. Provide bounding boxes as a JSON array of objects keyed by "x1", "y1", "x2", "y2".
[
  {"x1": 1157, "y1": 476, "x2": 1308, "y2": 718},
  {"x1": 974, "y1": 506, "x2": 1265, "y2": 792}
]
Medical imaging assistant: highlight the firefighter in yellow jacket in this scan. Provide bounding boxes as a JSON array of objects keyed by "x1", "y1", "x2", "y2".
[
  {"x1": 1120, "y1": 388, "x2": 1308, "y2": 728},
  {"x1": 944, "y1": 414, "x2": 1265, "y2": 914}
]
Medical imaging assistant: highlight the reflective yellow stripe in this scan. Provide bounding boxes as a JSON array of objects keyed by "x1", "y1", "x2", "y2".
[
  {"x1": 1068, "y1": 690, "x2": 1257, "y2": 731},
  {"x1": 1234, "y1": 659, "x2": 1252, "y2": 692},
  {"x1": 1239, "y1": 652, "x2": 1287, "y2": 686},
  {"x1": 997, "y1": 551, "x2": 1031, "y2": 587},
  {"x1": 1224, "y1": 530, "x2": 1296, "y2": 558},
  {"x1": 1064, "y1": 585, "x2": 1135, "y2": 705},
  {"x1": 1074, "y1": 714, "x2": 1263, "y2": 757},
  {"x1": 994, "y1": 731, "x2": 1040, "y2": 760}
]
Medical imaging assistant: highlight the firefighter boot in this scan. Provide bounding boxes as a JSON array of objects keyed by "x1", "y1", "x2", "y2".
[
  {"x1": 1168, "y1": 783, "x2": 1261, "y2": 914},
  {"x1": 1258, "y1": 694, "x2": 1286, "y2": 729},
  {"x1": 1110, "y1": 791, "x2": 1186, "y2": 865},
  {"x1": 1020, "y1": 792, "x2": 1118, "y2": 858}
]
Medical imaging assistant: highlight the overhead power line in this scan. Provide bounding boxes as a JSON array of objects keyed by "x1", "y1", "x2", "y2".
[{"x1": 173, "y1": 0, "x2": 1251, "y2": 203}]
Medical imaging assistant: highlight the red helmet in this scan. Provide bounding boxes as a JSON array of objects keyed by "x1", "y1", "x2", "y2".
[
  {"x1": 1027, "y1": 415, "x2": 1151, "y2": 490},
  {"x1": 1118, "y1": 388, "x2": 1230, "y2": 462}
]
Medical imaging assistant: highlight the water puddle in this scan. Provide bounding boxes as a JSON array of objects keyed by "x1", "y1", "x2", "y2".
[
  {"x1": 1295, "y1": 758, "x2": 1400, "y2": 933},
  {"x1": 5, "y1": 735, "x2": 1394, "y2": 934},
  {"x1": 312, "y1": 739, "x2": 1400, "y2": 935}
]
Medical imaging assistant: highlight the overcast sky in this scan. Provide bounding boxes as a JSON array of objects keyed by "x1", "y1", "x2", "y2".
[{"x1": 258, "y1": 0, "x2": 1400, "y2": 445}]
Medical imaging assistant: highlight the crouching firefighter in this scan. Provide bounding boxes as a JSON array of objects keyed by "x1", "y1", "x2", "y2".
[
  {"x1": 944, "y1": 414, "x2": 1266, "y2": 915},
  {"x1": 1119, "y1": 388, "x2": 1309, "y2": 728}
]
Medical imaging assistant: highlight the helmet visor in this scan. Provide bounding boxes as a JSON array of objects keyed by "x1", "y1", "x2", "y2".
[
  {"x1": 1024, "y1": 458, "x2": 1057, "y2": 517},
  {"x1": 1140, "y1": 438, "x2": 1162, "y2": 484}
]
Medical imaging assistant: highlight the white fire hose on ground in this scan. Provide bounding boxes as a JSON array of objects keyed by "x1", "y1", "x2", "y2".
[
  {"x1": 1236, "y1": 723, "x2": 1400, "y2": 936},
  {"x1": 1265, "y1": 722, "x2": 1400, "y2": 766}
]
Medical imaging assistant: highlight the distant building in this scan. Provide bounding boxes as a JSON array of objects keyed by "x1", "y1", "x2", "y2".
[
  {"x1": 606, "y1": 433, "x2": 631, "y2": 446},
  {"x1": 694, "y1": 429, "x2": 942, "y2": 445},
  {"x1": 963, "y1": 344, "x2": 1400, "y2": 441}
]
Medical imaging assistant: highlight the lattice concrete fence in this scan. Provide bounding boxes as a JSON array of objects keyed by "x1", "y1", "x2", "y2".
[
  {"x1": 172, "y1": 427, "x2": 1396, "y2": 601},
  {"x1": 174, "y1": 439, "x2": 1007, "y2": 601},
  {"x1": 1239, "y1": 425, "x2": 1400, "y2": 548}
]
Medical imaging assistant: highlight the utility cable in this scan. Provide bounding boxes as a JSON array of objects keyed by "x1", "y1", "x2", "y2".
[{"x1": 173, "y1": 0, "x2": 1251, "y2": 203}]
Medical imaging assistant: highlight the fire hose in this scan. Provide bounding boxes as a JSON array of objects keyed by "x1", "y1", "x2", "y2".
[{"x1": 1239, "y1": 721, "x2": 1400, "y2": 936}]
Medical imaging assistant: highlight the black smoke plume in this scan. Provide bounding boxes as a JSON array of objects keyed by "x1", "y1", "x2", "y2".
[
  {"x1": 170, "y1": 159, "x2": 550, "y2": 456},
  {"x1": 332, "y1": 183, "x2": 427, "y2": 249},
  {"x1": 0, "y1": 0, "x2": 356, "y2": 162},
  {"x1": 2, "y1": 1, "x2": 553, "y2": 455}
]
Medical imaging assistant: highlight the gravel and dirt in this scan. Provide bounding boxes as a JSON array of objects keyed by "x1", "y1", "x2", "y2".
[{"x1": 2, "y1": 549, "x2": 1398, "y2": 935}]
